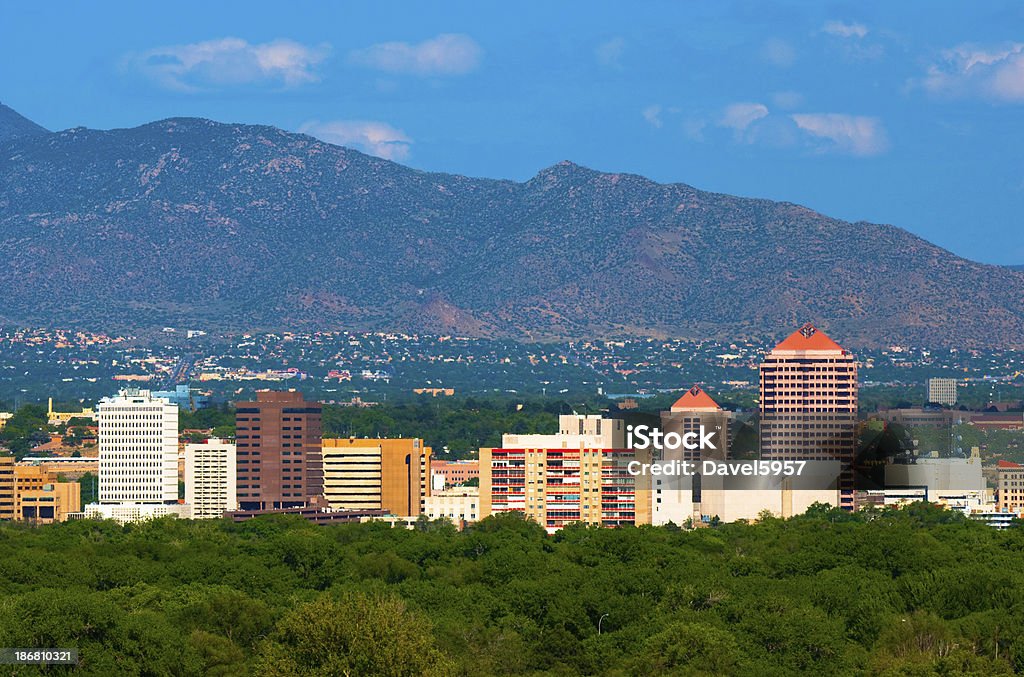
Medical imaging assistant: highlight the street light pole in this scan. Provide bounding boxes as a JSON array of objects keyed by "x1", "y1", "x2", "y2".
[{"x1": 598, "y1": 613, "x2": 609, "y2": 635}]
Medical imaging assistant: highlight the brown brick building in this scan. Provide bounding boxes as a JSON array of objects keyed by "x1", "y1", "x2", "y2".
[{"x1": 235, "y1": 390, "x2": 324, "y2": 510}]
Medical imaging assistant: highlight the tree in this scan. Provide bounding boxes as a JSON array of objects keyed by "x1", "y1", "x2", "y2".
[{"x1": 256, "y1": 593, "x2": 454, "y2": 676}]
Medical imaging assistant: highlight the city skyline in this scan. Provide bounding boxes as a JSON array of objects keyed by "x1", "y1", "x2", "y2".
[{"x1": 3, "y1": 2, "x2": 1024, "y2": 264}]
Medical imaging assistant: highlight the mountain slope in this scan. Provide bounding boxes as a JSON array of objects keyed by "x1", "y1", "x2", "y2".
[
  {"x1": 0, "y1": 103, "x2": 49, "y2": 141},
  {"x1": 1, "y1": 114, "x2": 1023, "y2": 348}
]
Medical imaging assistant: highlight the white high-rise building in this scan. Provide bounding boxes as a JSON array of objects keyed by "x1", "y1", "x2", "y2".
[
  {"x1": 184, "y1": 438, "x2": 237, "y2": 519},
  {"x1": 86, "y1": 389, "x2": 187, "y2": 522}
]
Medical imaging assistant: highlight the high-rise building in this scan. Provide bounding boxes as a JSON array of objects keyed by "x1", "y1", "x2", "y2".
[
  {"x1": 480, "y1": 414, "x2": 652, "y2": 533},
  {"x1": 926, "y1": 378, "x2": 957, "y2": 407},
  {"x1": 184, "y1": 438, "x2": 237, "y2": 519},
  {"x1": 759, "y1": 323, "x2": 857, "y2": 510},
  {"x1": 320, "y1": 438, "x2": 432, "y2": 516},
  {"x1": 997, "y1": 460, "x2": 1024, "y2": 514},
  {"x1": 235, "y1": 390, "x2": 323, "y2": 511},
  {"x1": 86, "y1": 389, "x2": 187, "y2": 522},
  {"x1": 0, "y1": 456, "x2": 15, "y2": 520},
  {"x1": 653, "y1": 386, "x2": 731, "y2": 525},
  {"x1": 97, "y1": 389, "x2": 179, "y2": 504}
]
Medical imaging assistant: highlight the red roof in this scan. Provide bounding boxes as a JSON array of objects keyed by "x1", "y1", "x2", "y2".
[
  {"x1": 773, "y1": 323, "x2": 845, "y2": 352},
  {"x1": 997, "y1": 460, "x2": 1022, "y2": 469},
  {"x1": 671, "y1": 385, "x2": 721, "y2": 411}
]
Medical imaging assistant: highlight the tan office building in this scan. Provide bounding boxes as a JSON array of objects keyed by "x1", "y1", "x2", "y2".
[
  {"x1": 0, "y1": 457, "x2": 80, "y2": 523},
  {"x1": 321, "y1": 438, "x2": 432, "y2": 516},
  {"x1": 997, "y1": 460, "x2": 1024, "y2": 514}
]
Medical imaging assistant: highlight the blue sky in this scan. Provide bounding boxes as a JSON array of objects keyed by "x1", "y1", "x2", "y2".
[{"x1": 3, "y1": 1, "x2": 1024, "y2": 264}]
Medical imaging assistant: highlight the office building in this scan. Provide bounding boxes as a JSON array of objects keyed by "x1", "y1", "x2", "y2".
[
  {"x1": 0, "y1": 456, "x2": 14, "y2": 520},
  {"x1": 423, "y1": 486, "x2": 480, "y2": 527},
  {"x1": 759, "y1": 323, "x2": 857, "y2": 509},
  {"x1": 13, "y1": 465, "x2": 81, "y2": 523},
  {"x1": 926, "y1": 378, "x2": 957, "y2": 407},
  {"x1": 151, "y1": 384, "x2": 210, "y2": 411},
  {"x1": 480, "y1": 414, "x2": 652, "y2": 534},
  {"x1": 652, "y1": 386, "x2": 731, "y2": 526},
  {"x1": 87, "y1": 389, "x2": 187, "y2": 522},
  {"x1": 997, "y1": 460, "x2": 1024, "y2": 514},
  {"x1": 320, "y1": 438, "x2": 432, "y2": 516},
  {"x1": 184, "y1": 438, "x2": 237, "y2": 519},
  {"x1": 235, "y1": 390, "x2": 323, "y2": 511}
]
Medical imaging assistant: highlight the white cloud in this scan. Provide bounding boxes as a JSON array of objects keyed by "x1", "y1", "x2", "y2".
[
  {"x1": 822, "y1": 21, "x2": 868, "y2": 39},
  {"x1": 133, "y1": 38, "x2": 329, "y2": 91},
  {"x1": 642, "y1": 104, "x2": 663, "y2": 128},
  {"x1": 299, "y1": 120, "x2": 412, "y2": 161},
  {"x1": 596, "y1": 37, "x2": 626, "y2": 68},
  {"x1": 719, "y1": 102, "x2": 770, "y2": 132},
  {"x1": 349, "y1": 34, "x2": 482, "y2": 76},
  {"x1": 761, "y1": 38, "x2": 796, "y2": 67},
  {"x1": 790, "y1": 113, "x2": 888, "y2": 156},
  {"x1": 921, "y1": 43, "x2": 1024, "y2": 101}
]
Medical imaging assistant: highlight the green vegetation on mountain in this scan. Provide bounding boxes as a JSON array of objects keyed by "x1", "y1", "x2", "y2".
[
  {"x1": 1, "y1": 112, "x2": 1023, "y2": 347},
  {"x1": 1, "y1": 507, "x2": 1023, "y2": 675}
]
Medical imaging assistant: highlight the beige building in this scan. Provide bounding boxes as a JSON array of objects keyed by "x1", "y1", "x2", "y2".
[
  {"x1": 997, "y1": 460, "x2": 1024, "y2": 514},
  {"x1": 480, "y1": 415, "x2": 652, "y2": 533},
  {"x1": 321, "y1": 438, "x2": 432, "y2": 516},
  {"x1": 184, "y1": 438, "x2": 237, "y2": 519},
  {"x1": 653, "y1": 386, "x2": 732, "y2": 526},
  {"x1": 14, "y1": 465, "x2": 81, "y2": 523},
  {"x1": 424, "y1": 487, "x2": 480, "y2": 526},
  {"x1": 47, "y1": 398, "x2": 96, "y2": 426},
  {"x1": 926, "y1": 378, "x2": 957, "y2": 407},
  {"x1": 760, "y1": 323, "x2": 858, "y2": 510},
  {"x1": 0, "y1": 456, "x2": 15, "y2": 520},
  {"x1": 0, "y1": 457, "x2": 81, "y2": 523}
]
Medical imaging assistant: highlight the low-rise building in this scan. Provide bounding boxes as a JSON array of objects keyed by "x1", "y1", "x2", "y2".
[{"x1": 423, "y1": 487, "x2": 480, "y2": 527}]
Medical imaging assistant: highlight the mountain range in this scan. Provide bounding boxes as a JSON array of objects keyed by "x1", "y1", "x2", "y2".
[{"x1": 1, "y1": 103, "x2": 1023, "y2": 348}]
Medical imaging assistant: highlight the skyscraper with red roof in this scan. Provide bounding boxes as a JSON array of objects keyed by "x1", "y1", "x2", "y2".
[{"x1": 759, "y1": 323, "x2": 858, "y2": 510}]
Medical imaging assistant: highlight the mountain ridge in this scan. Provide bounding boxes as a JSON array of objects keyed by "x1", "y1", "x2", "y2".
[{"x1": 1, "y1": 109, "x2": 1023, "y2": 348}]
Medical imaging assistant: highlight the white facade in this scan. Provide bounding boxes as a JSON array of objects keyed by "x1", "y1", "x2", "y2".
[
  {"x1": 424, "y1": 487, "x2": 480, "y2": 525},
  {"x1": 84, "y1": 502, "x2": 189, "y2": 524},
  {"x1": 184, "y1": 438, "x2": 237, "y2": 519},
  {"x1": 97, "y1": 389, "x2": 179, "y2": 507}
]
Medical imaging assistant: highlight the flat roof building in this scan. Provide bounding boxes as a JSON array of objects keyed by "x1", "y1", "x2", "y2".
[
  {"x1": 320, "y1": 438, "x2": 432, "y2": 516},
  {"x1": 235, "y1": 390, "x2": 324, "y2": 511},
  {"x1": 480, "y1": 415, "x2": 651, "y2": 534},
  {"x1": 185, "y1": 438, "x2": 237, "y2": 519}
]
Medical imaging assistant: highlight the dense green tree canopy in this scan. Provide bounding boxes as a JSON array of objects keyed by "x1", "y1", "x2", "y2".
[{"x1": 0, "y1": 507, "x2": 1023, "y2": 675}]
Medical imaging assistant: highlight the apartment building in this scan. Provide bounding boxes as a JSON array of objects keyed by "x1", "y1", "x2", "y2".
[{"x1": 480, "y1": 414, "x2": 651, "y2": 533}]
